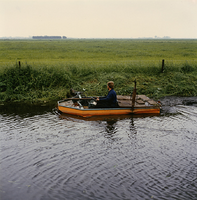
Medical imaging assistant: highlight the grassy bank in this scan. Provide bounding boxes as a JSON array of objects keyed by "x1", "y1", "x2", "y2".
[
  {"x1": 0, "y1": 39, "x2": 196, "y2": 103},
  {"x1": 0, "y1": 61, "x2": 196, "y2": 103}
]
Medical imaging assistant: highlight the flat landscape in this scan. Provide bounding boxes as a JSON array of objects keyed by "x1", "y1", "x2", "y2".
[
  {"x1": 1, "y1": 39, "x2": 197, "y2": 64},
  {"x1": 0, "y1": 39, "x2": 197, "y2": 102}
]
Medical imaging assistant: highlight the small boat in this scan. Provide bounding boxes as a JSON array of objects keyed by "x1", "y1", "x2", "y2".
[
  {"x1": 58, "y1": 81, "x2": 161, "y2": 117},
  {"x1": 57, "y1": 94, "x2": 161, "y2": 118}
]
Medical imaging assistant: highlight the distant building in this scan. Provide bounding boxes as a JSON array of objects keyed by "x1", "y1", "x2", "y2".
[{"x1": 32, "y1": 36, "x2": 62, "y2": 39}]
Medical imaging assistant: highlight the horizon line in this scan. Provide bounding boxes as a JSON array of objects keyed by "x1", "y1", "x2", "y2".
[{"x1": 1, "y1": 36, "x2": 197, "y2": 40}]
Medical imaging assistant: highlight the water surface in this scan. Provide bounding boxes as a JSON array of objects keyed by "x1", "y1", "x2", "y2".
[{"x1": 0, "y1": 97, "x2": 197, "y2": 200}]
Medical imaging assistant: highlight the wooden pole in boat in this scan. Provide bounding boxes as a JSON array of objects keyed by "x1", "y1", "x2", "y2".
[{"x1": 131, "y1": 79, "x2": 137, "y2": 111}]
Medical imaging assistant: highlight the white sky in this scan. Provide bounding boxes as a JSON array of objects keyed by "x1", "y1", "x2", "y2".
[{"x1": 0, "y1": 0, "x2": 197, "y2": 38}]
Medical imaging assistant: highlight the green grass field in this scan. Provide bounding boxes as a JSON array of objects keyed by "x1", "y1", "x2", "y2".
[
  {"x1": 1, "y1": 39, "x2": 197, "y2": 64},
  {"x1": 0, "y1": 39, "x2": 197, "y2": 103}
]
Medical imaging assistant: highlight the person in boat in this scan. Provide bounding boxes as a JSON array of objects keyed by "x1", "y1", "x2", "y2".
[{"x1": 95, "y1": 81, "x2": 119, "y2": 108}]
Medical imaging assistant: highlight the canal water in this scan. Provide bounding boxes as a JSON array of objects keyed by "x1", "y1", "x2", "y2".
[{"x1": 0, "y1": 97, "x2": 197, "y2": 200}]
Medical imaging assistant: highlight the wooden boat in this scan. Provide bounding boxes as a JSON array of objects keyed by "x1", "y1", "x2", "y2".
[{"x1": 57, "y1": 94, "x2": 161, "y2": 118}]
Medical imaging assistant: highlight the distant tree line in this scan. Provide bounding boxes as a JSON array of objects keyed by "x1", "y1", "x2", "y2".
[{"x1": 32, "y1": 36, "x2": 67, "y2": 39}]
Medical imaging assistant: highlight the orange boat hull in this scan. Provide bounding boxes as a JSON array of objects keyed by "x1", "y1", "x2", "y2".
[{"x1": 58, "y1": 104, "x2": 160, "y2": 117}]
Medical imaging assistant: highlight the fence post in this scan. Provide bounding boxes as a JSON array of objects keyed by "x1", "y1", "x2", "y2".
[
  {"x1": 161, "y1": 59, "x2": 164, "y2": 72},
  {"x1": 18, "y1": 61, "x2": 21, "y2": 68}
]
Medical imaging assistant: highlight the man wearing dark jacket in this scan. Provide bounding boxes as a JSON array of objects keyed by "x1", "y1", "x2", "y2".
[{"x1": 96, "y1": 81, "x2": 118, "y2": 108}]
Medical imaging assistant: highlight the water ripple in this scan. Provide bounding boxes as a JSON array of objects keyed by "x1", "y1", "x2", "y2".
[{"x1": 0, "y1": 100, "x2": 197, "y2": 200}]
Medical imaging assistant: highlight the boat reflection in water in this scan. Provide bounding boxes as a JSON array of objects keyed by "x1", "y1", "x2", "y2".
[{"x1": 58, "y1": 112, "x2": 159, "y2": 142}]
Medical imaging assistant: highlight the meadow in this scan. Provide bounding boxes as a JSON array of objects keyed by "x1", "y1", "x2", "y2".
[{"x1": 0, "y1": 39, "x2": 197, "y2": 103}]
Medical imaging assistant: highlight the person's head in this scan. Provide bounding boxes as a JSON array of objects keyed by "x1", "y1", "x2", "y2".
[{"x1": 107, "y1": 81, "x2": 114, "y2": 90}]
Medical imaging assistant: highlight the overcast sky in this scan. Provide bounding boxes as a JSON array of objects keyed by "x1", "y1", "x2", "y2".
[{"x1": 0, "y1": 0, "x2": 197, "y2": 38}]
